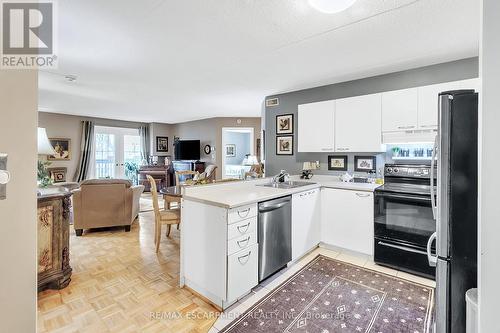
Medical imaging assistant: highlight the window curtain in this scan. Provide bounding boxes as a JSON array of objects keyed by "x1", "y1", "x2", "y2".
[
  {"x1": 139, "y1": 124, "x2": 150, "y2": 163},
  {"x1": 74, "y1": 121, "x2": 95, "y2": 182}
]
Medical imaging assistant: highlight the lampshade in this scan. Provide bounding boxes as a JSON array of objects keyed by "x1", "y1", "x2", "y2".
[
  {"x1": 38, "y1": 128, "x2": 56, "y2": 155},
  {"x1": 308, "y1": 0, "x2": 357, "y2": 13}
]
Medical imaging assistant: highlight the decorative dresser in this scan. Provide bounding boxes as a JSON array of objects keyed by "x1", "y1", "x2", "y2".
[{"x1": 37, "y1": 187, "x2": 73, "y2": 291}]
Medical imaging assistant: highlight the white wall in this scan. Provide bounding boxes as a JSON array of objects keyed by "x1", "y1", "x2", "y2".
[
  {"x1": 0, "y1": 71, "x2": 38, "y2": 332},
  {"x1": 479, "y1": 1, "x2": 500, "y2": 332}
]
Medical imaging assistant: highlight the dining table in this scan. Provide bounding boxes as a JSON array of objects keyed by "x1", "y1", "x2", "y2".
[{"x1": 159, "y1": 185, "x2": 183, "y2": 209}]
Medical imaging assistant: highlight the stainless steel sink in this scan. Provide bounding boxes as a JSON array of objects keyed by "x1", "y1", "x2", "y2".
[{"x1": 257, "y1": 181, "x2": 315, "y2": 189}]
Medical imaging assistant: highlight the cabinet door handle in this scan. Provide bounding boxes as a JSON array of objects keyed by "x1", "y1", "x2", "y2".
[
  {"x1": 355, "y1": 193, "x2": 370, "y2": 198},
  {"x1": 397, "y1": 125, "x2": 415, "y2": 130},
  {"x1": 237, "y1": 208, "x2": 250, "y2": 218},
  {"x1": 237, "y1": 237, "x2": 251, "y2": 248},
  {"x1": 337, "y1": 148, "x2": 350, "y2": 151},
  {"x1": 237, "y1": 251, "x2": 252, "y2": 265},
  {"x1": 237, "y1": 222, "x2": 250, "y2": 234},
  {"x1": 321, "y1": 148, "x2": 333, "y2": 151},
  {"x1": 419, "y1": 125, "x2": 436, "y2": 128}
]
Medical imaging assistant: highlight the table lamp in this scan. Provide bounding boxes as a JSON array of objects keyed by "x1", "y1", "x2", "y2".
[{"x1": 37, "y1": 128, "x2": 56, "y2": 188}]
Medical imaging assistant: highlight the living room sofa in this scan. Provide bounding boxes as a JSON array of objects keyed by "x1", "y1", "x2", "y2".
[{"x1": 72, "y1": 179, "x2": 144, "y2": 236}]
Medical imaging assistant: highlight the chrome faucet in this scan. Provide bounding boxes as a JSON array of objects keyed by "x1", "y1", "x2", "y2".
[{"x1": 272, "y1": 169, "x2": 290, "y2": 184}]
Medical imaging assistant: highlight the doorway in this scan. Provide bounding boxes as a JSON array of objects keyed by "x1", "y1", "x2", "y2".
[
  {"x1": 221, "y1": 127, "x2": 254, "y2": 179},
  {"x1": 94, "y1": 126, "x2": 141, "y2": 180}
]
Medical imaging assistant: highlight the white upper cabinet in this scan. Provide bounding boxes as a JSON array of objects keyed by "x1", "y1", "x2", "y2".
[
  {"x1": 417, "y1": 78, "x2": 480, "y2": 130},
  {"x1": 382, "y1": 88, "x2": 418, "y2": 132},
  {"x1": 335, "y1": 93, "x2": 383, "y2": 152},
  {"x1": 298, "y1": 100, "x2": 335, "y2": 152},
  {"x1": 417, "y1": 83, "x2": 446, "y2": 130}
]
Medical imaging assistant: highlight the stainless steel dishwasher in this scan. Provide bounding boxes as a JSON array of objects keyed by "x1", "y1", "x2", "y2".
[{"x1": 258, "y1": 196, "x2": 292, "y2": 282}]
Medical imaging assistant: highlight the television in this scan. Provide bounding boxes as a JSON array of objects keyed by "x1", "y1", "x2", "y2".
[{"x1": 174, "y1": 140, "x2": 201, "y2": 160}]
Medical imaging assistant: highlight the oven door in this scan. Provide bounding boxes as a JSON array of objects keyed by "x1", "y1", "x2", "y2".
[{"x1": 374, "y1": 190, "x2": 436, "y2": 248}]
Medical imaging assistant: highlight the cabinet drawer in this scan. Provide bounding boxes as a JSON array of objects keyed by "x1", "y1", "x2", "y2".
[
  {"x1": 227, "y1": 217, "x2": 256, "y2": 240},
  {"x1": 227, "y1": 229, "x2": 257, "y2": 255},
  {"x1": 228, "y1": 204, "x2": 257, "y2": 224},
  {"x1": 227, "y1": 244, "x2": 258, "y2": 302}
]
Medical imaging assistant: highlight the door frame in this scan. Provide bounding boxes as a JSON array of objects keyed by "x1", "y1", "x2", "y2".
[
  {"x1": 94, "y1": 126, "x2": 140, "y2": 179},
  {"x1": 221, "y1": 127, "x2": 254, "y2": 179}
]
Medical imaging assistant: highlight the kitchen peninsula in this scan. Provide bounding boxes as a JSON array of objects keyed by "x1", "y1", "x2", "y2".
[{"x1": 180, "y1": 176, "x2": 380, "y2": 310}]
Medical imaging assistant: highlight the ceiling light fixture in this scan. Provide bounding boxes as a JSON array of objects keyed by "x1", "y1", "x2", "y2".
[{"x1": 308, "y1": 0, "x2": 357, "y2": 14}]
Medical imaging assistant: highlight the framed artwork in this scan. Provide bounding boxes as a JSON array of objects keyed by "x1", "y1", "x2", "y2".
[
  {"x1": 48, "y1": 138, "x2": 71, "y2": 161},
  {"x1": 276, "y1": 114, "x2": 293, "y2": 135},
  {"x1": 276, "y1": 136, "x2": 293, "y2": 155},
  {"x1": 225, "y1": 144, "x2": 236, "y2": 157},
  {"x1": 328, "y1": 155, "x2": 348, "y2": 171},
  {"x1": 354, "y1": 156, "x2": 376, "y2": 172},
  {"x1": 156, "y1": 136, "x2": 169, "y2": 152},
  {"x1": 48, "y1": 168, "x2": 67, "y2": 183},
  {"x1": 204, "y1": 144, "x2": 211, "y2": 155}
]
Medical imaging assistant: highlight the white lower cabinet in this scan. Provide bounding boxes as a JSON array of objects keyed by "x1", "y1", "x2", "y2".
[
  {"x1": 292, "y1": 188, "x2": 321, "y2": 260},
  {"x1": 321, "y1": 188, "x2": 374, "y2": 256},
  {"x1": 227, "y1": 244, "x2": 258, "y2": 303}
]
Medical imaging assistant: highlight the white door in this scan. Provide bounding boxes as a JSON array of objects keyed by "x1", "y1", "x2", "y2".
[
  {"x1": 382, "y1": 88, "x2": 418, "y2": 132},
  {"x1": 298, "y1": 100, "x2": 335, "y2": 152},
  {"x1": 94, "y1": 126, "x2": 141, "y2": 180},
  {"x1": 321, "y1": 188, "x2": 374, "y2": 255},
  {"x1": 335, "y1": 94, "x2": 383, "y2": 152},
  {"x1": 292, "y1": 188, "x2": 321, "y2": 260}
]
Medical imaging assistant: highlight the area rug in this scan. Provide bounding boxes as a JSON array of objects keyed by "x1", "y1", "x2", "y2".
[{"x1": 220, "y1": 255, "x2": 434, "y2": 333}]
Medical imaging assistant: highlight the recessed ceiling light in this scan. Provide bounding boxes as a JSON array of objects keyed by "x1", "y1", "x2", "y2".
[{"x1": 308, "y1": 0, "x2": 357, "y2": 14}]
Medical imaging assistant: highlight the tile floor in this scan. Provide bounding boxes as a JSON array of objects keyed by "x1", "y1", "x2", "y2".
[{"x1": 209, "y1": 246, "x2": 435, "y2": 332}]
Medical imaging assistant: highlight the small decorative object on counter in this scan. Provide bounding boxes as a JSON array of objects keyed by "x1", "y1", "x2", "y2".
[
  {"x1": 301, "y1": 162, "x2": 314, "y2": 179},
  {"x1": 340, "y1": 172, "x2": 354, "y2": 183}
]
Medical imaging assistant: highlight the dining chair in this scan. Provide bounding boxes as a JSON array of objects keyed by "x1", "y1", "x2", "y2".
[
  {"x1": 175, "y1": 170, "x2": 197, "y2": 185},
  {"x1": 146, "y1": 175, "x2": 180, "y2": 253}
]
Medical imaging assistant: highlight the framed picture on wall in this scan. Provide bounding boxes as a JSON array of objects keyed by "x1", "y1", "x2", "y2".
[
  {"x1": 276, "y1": 114, "x2": 293, "y2": 135},
  {"x1": 354, "y1": 156, "x2": 376, "y2": 172},
  {"x1": 225, "y1": 144, "x2": 236, "y2": 157},
  {"x1": 48, "y1": 138, "x2": 71, "y2": 161},
  {"x1": 48, "y1": 168, "x2": 67, "y2": 183},
  {"x1": 156, "y1": 136, "x2": 169, "y2": 152},
  {"x1": 328, "y1": 155, "x2": 348, "y2": 171},
  {"x1": 276, "y1": 136, "x2": 293, "y2": 155}
]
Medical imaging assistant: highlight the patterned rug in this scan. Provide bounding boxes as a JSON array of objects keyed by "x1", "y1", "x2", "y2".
[{"x1": 220, "y1": 255, "x2": 434, "y2": 333}]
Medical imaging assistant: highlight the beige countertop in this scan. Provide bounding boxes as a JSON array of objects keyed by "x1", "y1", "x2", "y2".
[{"x1": 182, "y1": 175, "x2": 381, "y2": 209}]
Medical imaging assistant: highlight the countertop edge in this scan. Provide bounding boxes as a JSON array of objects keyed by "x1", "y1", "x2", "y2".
[{"x1": 183, "y1": 182, "x2": 379, "y2": 209}]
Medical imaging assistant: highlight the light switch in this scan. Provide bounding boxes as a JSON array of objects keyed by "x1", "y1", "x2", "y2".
[{"x1": 0, "y1": 153, "x2": 8, "y2": 200}]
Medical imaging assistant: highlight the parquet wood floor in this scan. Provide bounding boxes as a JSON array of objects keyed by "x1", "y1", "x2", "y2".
[{"x1": 37, "y1": 211, "x2": 219, "y2": 333}]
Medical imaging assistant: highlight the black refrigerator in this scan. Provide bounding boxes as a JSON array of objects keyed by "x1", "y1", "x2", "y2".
[{"x1": 426, "y1": 90, "x2": 478, "y2": 333}]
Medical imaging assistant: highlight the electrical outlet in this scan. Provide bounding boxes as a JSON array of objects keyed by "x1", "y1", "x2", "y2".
[{"x1": 0, "y1": 153, "x2": 9, "y2": 200}]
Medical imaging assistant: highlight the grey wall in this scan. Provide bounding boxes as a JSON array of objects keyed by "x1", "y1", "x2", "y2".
[
  {"x1": 224, "y1": 131, "x2": 251, "y2": 165},
  {"x1": 264, "y1": 57, "x2": 479, "y2": 176},
  {"x1": 173, "y1": 117, "x2": 261, "y2": 179},
  {"x1": 0, "y1": 71, "x2": 37, "y2": 332},
  {"x1": 38, "y1": 112, "x2": 147, "y2": 181}
]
